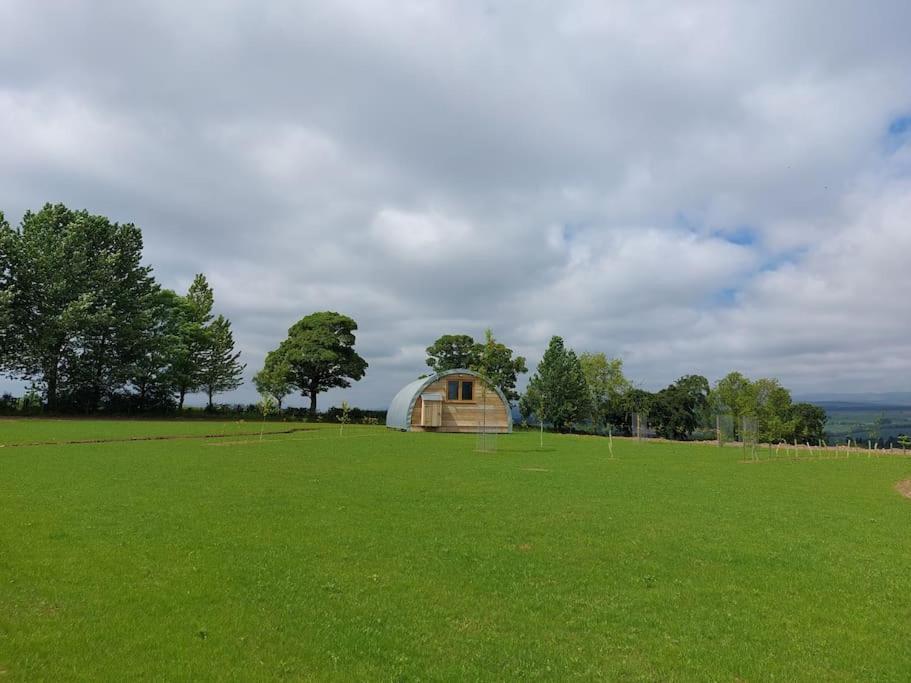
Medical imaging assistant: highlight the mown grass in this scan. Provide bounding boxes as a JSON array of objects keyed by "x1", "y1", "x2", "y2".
[
  {"x1": 1, "y1": 421, "x2": 910, "y2": 680},
  {"x1": 0, "y1": 417, "x2": 300, "y2": 446}
]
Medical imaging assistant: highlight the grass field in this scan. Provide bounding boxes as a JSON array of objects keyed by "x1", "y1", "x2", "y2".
[{"x1": 2, "y1": 420, "x2": 910, "y2": 680}]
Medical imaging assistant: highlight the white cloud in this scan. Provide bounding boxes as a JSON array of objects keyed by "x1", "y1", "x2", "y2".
[{"x1": 1, "y1": 0, "x2": 911, "y2": 408}]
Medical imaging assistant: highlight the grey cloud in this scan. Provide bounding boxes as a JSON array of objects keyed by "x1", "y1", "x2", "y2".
[{"x1": 2, "y1": 0, "x2": 911, "y2": 408}]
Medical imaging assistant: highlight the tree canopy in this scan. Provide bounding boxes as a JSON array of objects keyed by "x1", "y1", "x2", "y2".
[
  {"x1": 520, "y1": 336, "x2": 588, "y2": 431},
  {"x1": 267, "y1": 311, "x2": 368, "y2": 416},
  {"x1": 426, "y1": 330, "x2": 526, "y2": 401}
]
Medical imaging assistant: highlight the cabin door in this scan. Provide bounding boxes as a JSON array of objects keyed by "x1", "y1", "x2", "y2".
[{"x1": 421, "y1": 398, "x2": 442, "y2": 427}]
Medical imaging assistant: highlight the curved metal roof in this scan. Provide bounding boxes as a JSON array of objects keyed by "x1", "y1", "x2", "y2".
[{"x1": 385, "y1": 368, "x2": 513, "y2": 432}]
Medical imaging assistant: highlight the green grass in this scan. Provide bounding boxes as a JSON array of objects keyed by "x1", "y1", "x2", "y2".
[
  {"x1": 0, "y1": 417, "x2": 300, "y2": 446},
  {"x1": 2, "y1": 421, "x2": 910, "y2": 680}
]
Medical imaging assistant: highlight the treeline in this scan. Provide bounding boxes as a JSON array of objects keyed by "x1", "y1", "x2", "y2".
[
  {"x1": 423, "y1": 332, "x2": 826, "y2": 443},
  {"x1": 0, "y1": 204, "x2": 244, "y2": 412}
]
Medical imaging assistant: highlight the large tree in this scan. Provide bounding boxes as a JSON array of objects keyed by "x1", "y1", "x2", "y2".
[
  {"x1": 199, "y1": 314, "x2": 245, "y2": 409},
  {"x1": 470, "y1": 329, "x2": 527, "y2": 402},
  {"x1": 520, "y1": 336, "x2": 587, "y2": 431},
  {"x1": 652, "y1": 375, "x2": 711, "y2": 440},
  {"x1": 0, "y1": 204, "x2": 156, "y2": 411},
  {"x1": 579, "y1": 352, "x2": 629, "y2": 429},
  {"x1": 426, "y1": 330, "x2": 526, "y2": 401},
  {"x1": 170, "y1": 274, "x2": 215, "y2": 409},
  {"x1": 425, "y1": 334, "x2": 477, "y2": 372},
  {"x1": 128, "y1": 288, "x2": 189, "y2": 411},
  {"x1": 273, "y1": 311, "x2": 368, "y2": 416}
]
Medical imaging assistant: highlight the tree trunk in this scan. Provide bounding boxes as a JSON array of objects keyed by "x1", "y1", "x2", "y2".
[
  {"x1": 46, "y1": 365, "x2": 58, "y2": 413},
  {"x1": 308, "y1": 388, "x2": 318, "y2": 417},
  {"x1": 179, "y1": 388, "x2": 186, "y2": 410},
  {"x1": 207, "y1": 387, "x2": 213, "y2": 410}
]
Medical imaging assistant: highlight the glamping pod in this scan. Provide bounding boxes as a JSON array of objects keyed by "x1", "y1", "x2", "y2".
[{"x1": 386, "y1": 369, "x2": 513, "y2": 433}]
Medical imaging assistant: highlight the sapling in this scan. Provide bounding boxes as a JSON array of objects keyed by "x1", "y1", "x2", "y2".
[
  {"x1": 257, "y1": 394, "x2": 276, "y2": 441},
  {"x1": 338, "y1": 400, "x2": 351, "y2": 436}
]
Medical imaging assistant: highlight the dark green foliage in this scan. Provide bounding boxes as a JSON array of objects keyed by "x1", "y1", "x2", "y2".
[
  {"x1": 269, "y1": 311, "x2": 368, "y2": 416},
  {"x1": 426, "y1": 330, "x2": 527, "y2": 402},
  {"x1": 651, "y1": 375, "x2": 710, "y2": 439},
  {"x1": 791, "y1": 402, "x2": 827, "y2": 443},
  {"x1": 521, "y1": 336, "x2": 587, "y2": 431},
  {"x1": 425, "y1": 334, "x2": 477, "y2": 372},
  {"x1": 199, "y1": 315, "x2": 245, "y2": 409},
  {"x1": 0, "y1": 206, "x2": 245, "y2": 412},
  {"x1": 0, "y1": 203, "x2": 156, "y2": 411}
]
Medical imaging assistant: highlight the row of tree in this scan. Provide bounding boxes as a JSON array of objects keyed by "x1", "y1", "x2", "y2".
[
  {"x1": 0, "y1": 204, "x2": 244, "y2": 412},
  {"x1": 517, "y1": 336, "x2": 826, "y2": 442},
  {"x1": 416, "y1": 332, "x2": 825, "y2": 442}
]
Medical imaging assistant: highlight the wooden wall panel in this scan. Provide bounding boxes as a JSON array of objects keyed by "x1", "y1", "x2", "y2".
[{"x1": 409, "y1": 373, "x2": 510, "y2": 433}]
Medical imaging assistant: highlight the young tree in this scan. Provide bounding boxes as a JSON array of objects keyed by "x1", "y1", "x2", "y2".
[
  {"x1": 523, "y1": 336, "x2": 587, "y2": 432},
  {"x1": 470, "y1": 329, "x2": 527, "y2": 402},
  {"x1": 273, "y1": 311, "x2": 368, "y2": 417},
  {"x1": 199, "y1": 314, "x2": 245, "y2": 409},
  {"x1": 425, "y1": 334, "x2": 477, "y2": 372},
  {"x1": 0, "y1": 204, "x2": 156, "y2": 411},
  {"x1": 253, "y1": 350, "x2": 293, "y2": 410}
]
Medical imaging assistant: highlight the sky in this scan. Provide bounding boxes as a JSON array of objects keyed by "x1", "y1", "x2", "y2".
[{"x1": 1, "y1": 0, "x2": 911, "y2": 409}]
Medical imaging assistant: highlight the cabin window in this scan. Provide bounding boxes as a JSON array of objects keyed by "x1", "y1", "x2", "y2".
[{"x1": 446, "y1": 379, "x2": 475, "y2": 402}]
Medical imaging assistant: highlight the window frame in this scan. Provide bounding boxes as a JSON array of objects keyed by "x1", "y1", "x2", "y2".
[{"x1": 445, "y1": 377, "x2": 476, "y2": 403}]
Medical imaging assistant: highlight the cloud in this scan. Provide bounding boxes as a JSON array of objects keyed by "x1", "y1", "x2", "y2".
[{"x1": 1, "y1": 0, "x2": 911, "y2": 407}]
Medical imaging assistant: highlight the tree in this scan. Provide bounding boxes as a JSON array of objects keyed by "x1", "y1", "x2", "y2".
[
  {"x1": 0, "y1": 204, "x2": 155, "y2": 411},
  {"x1": 791, "y1": 403, "x2": 826, "y2": 443},
  {"x1": 712, "y1": 372, "x2": 753, "y2": 425},
  {"x1": 651, "y1": 375, "x2": 710, "y2": 440},
  {"x1": 128, "y1": 288, "x2": 189, "y2": 411},
  {"x1": 425, "y1": 334, "x2": 477, "y2": 372},
  {"x1": 171, "y1": 274, "x2": 215, "y2": 409},
  {"x1": 579, "y1": 352, "x2": 629, "y2": 429},
  {"x1": 522, "y1": 336, "x2": 587, "y2": 432},
  {"x1": 253, "y1": 350, "x2": 293, "y2": 410},
  {"x1": 470, "y1": 329, "x2": 527, "y2": 402},
  {"x1": 199, "y1": 314, "x2": 245, "y2": 409},
  {"x1": 273, "y1": 312, "x2": 368, "y2": 416}
]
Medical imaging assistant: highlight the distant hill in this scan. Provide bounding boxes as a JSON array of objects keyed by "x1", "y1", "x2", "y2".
[{"x1": 795, "y1": 392, "x2": 911, "y2": 408}]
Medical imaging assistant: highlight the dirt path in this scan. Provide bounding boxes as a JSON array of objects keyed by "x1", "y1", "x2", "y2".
[{"x1": 896, "y1": 480, "x2": 911, "y2": 499}]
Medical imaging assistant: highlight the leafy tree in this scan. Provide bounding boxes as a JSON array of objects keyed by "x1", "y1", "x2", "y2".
[
  {"x1": 273, "y1": 311, "x2": 368, "y2": 417},
  {"x1": 521, "y1": 336, "x2": 587, "y2": 432},
  {"x1": 425, "y1": 334, "x2": 477, "y2": 372},
  {"x1": 199, "y1": 314, "x2": 245, "y2": 409},
  {"x1": 579, "y1": 352, "x2": 629, "y2": 429},
  {"x1": 470, "y1": 329, "x2": 527, "y2": 402},
  {"x1": 751, "y1": 378, "x2": 794, "y2": 443},
  {"x1": 791, "y1": 402, "x2": 827, "y2": 443},
  {"x1": 0, "y1": 204, "x2": 155, "y2": 411},
  {"x1": 651, "y1": 375, "x2": 710, "y2": 439},
  {"x1": 712, "y1": 371, "x2": 753, "y2": 427},
  {"x1": 253, "y1": 350, "x2": 294, "y2": 410},
  {"x1": 171, "y1": 274, "x2": 215, "y2": 409},
  {"x1": 129, "y1": 288, "x2": 189, "y2": 411}
]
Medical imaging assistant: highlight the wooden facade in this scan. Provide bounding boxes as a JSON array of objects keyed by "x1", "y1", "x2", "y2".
[{"x1": 387, "y1": 369, "x2": 512, "y2": 434}]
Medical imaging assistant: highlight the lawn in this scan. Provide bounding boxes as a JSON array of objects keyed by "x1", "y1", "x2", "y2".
[{"x1": 1, "y1": 421, "x2": 910, "y2": 680}]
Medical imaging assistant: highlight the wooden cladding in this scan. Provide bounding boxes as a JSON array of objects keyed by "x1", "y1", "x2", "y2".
[{"x1": 410, "y1": 373, "x2": 509, "y2": 433}]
